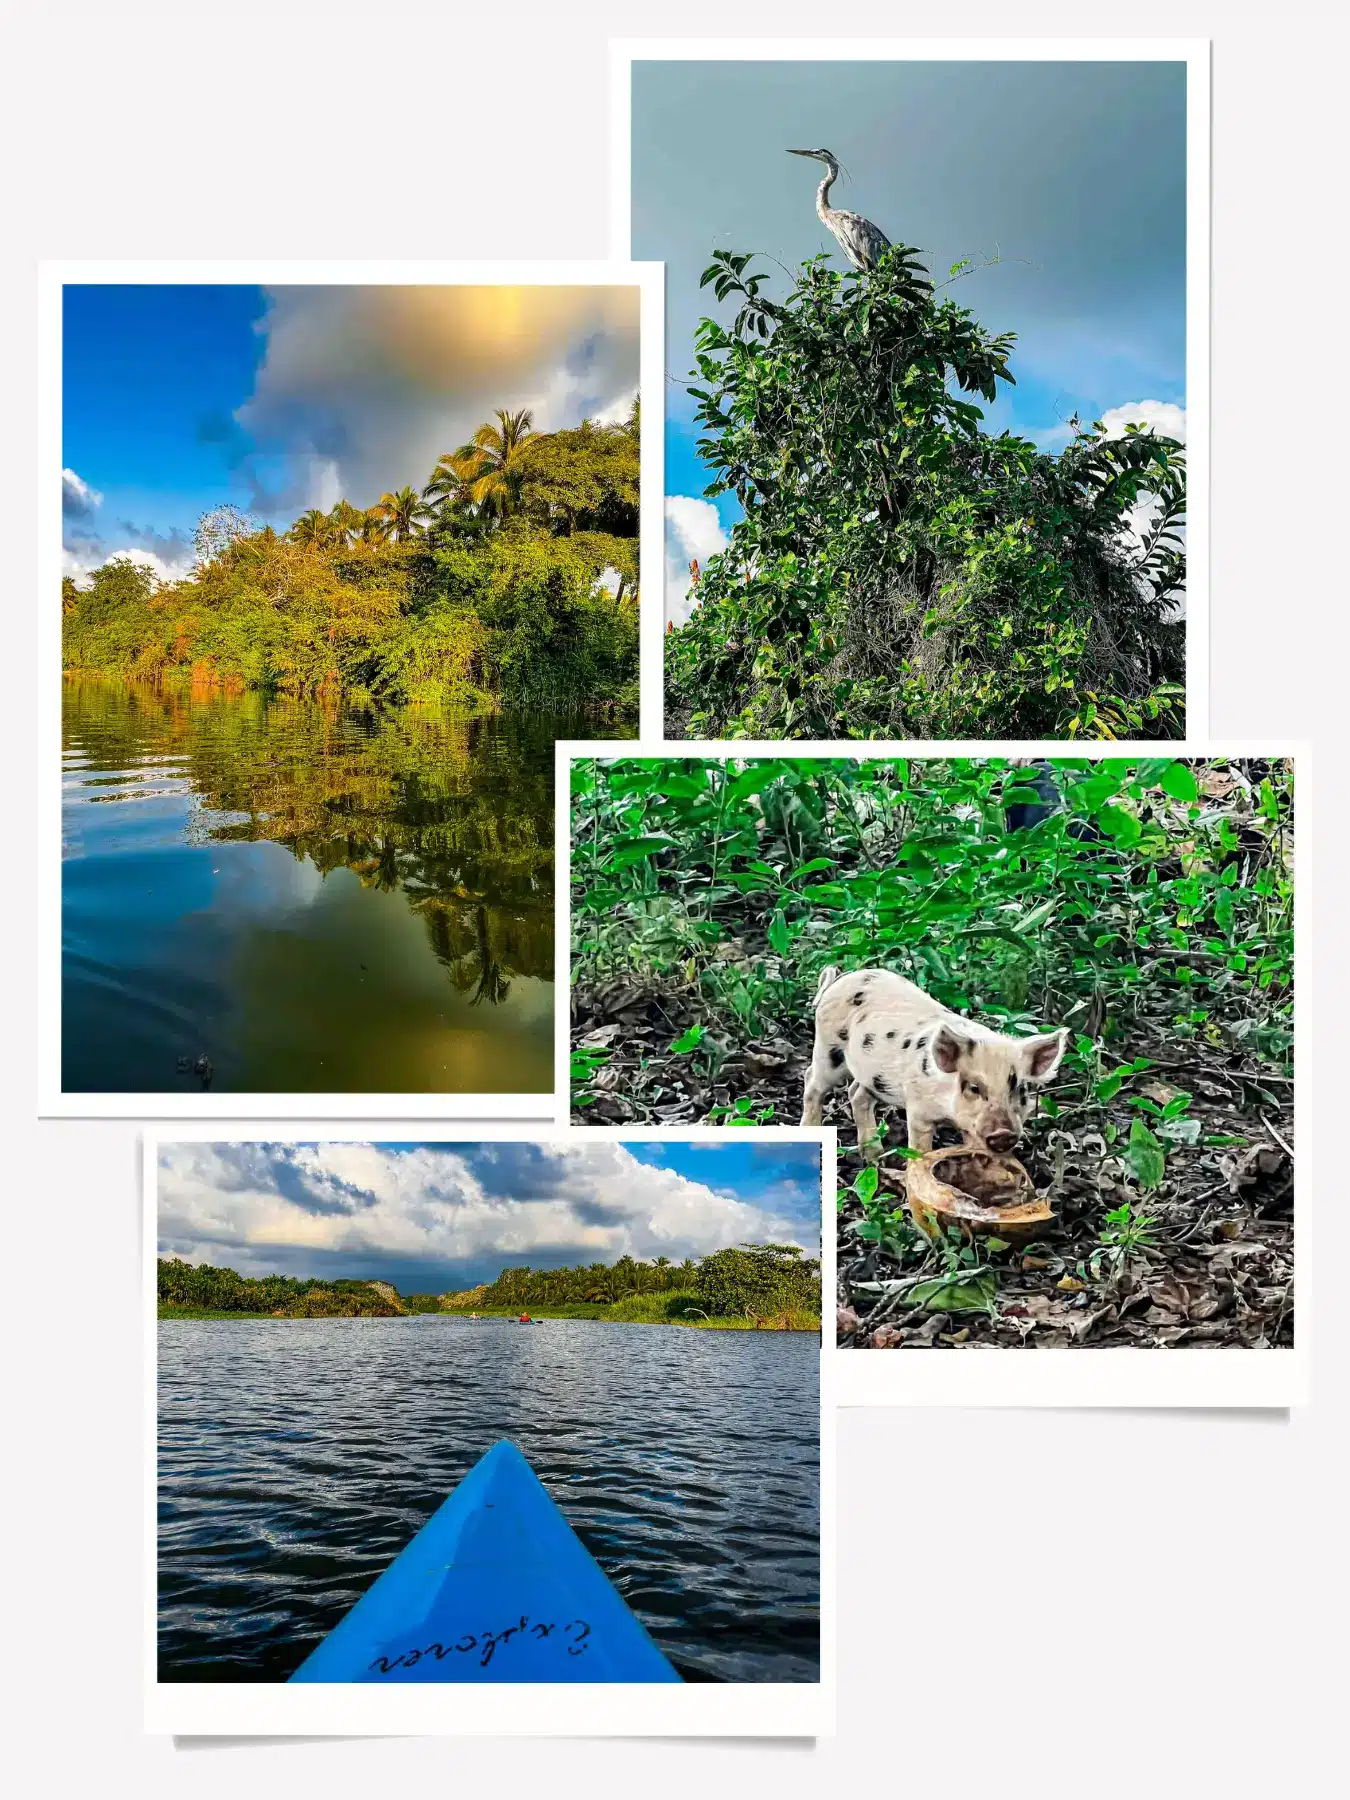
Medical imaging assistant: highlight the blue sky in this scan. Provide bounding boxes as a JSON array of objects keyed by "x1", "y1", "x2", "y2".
[
  {"x1": 64, "y1": 286, "x2": 268, "y2": 562},
  {"x1": 157, "y1": 1138, "x2": 822, "y2": 1291},
  {"x1": 62, "y1": 283, "x2": 641, "y2": 583},
  {"x1": 631, "y1": 58, "x2": 1187, "y2": 616}
]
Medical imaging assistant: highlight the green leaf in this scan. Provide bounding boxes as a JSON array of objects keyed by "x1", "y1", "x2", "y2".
[
  {"x1": 855, "y1": 1165, "x2": 879, "y2": 1205},
  {"x1": 1126, "y1": 1117, "x2": 1166, "y2": 1190},
  {"x1": 725, "y1": 763, "x2": 785, "y2": 803},
  {"x1": 767, "y1": 908, "x2": 791, "y2": 955},
  {"x1": 669, "y1": 1025, "x2": 706, "y2": 1054},
  {"x1": 904, "y1": 1272, "x2": 998, "y2": 1314},
  {"x1": 609, "y1": 834, "x2": 679, "y2": 868},
  {"x1": 1159, "y1": 761, "x2": 1199, "y2": 803},
  {"x1": 1096, "y1": 804, "x2": 1142, "y2": 847}
]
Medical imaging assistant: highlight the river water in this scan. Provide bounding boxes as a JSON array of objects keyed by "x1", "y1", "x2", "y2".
[
  {"x1": 62, "y1": 681, "x2": 619, "y2": 1093},
  {"x1": 157, "y1": 1317, "x2": 819, "y2": 1684}
]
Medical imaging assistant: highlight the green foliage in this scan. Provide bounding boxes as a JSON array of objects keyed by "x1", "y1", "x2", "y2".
[
  {"x1": 704, "y1": 1096, "x2": 777, "y2": 1126},
  {"x1": 157, "y1": 1258, "x2": 403, "y2": 1316},
  {"x1": 667, "y1": 248, "x2": 1185, "y2": 740},
  {"x1": 602, "y1": 1289, "x2": 703, "y2": 1323},
  {"x1": 159, "y1": 1245, "x2": 821, "y2": 1326},
  {"x1": 63, "y1": 410, "x2": 639, "y2": 713},
  {"x1": 1125, "y1": 1115, "x2": 1167, "y2": 1188},
  {"x1": 570, "y1": 1046, "x2": 612, "y2": 1107},
  {"x1": 571, "y1": 757, "x2": 1291, "y2": 1071},
  {"x1": 901, "y1": 1270, "x2": 999, "y2": 1315},
  {"x1": 843, "y1": 1162, "x2": 924, "y2": 1261},
  {"x1": 1098, "y1": 1202, "x2": 1161, "y2": 1260},
  {"x1": 692, "y1": 1243, "x2": 821, "y2": 1321},
  {"x1": 472, "y1": 1243, "x2": 819, "y2": 1321},
  {"x1": 517, "y1": 412, "x2": 641, "y2": 554}
]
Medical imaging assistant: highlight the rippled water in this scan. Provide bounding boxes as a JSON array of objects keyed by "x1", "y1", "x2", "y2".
[
  {"x1": 158, "y1": 1318, "x2": 819, "y2": 1684},
  {"x1": 62, "y1": 681, "x2": 624, "y2": 1093}
]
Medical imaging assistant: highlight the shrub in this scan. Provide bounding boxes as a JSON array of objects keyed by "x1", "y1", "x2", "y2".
[{"x1": 668, "y1": 249, "x2": 1185, "y2": 741}]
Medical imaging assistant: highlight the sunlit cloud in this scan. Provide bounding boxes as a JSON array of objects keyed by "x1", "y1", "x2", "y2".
[{"x1": 233, "y1": 286, "x2": 642, "y2": 516}]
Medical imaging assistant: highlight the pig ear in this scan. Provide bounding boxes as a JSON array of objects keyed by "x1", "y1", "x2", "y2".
[
  {"x1": 932, "y1": 1026, "x2": 963, "y2": 1074},
  {"x1": 1022, "y1": 1028, "x2": 1068, "y2": 1081}
]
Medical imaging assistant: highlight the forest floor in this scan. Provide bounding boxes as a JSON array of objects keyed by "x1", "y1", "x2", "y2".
[{"x1": 571, "y1": 974, "x2": 1294, "y2": 1351}]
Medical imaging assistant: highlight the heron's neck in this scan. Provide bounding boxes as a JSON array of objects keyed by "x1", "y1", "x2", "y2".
[{"x1": 815, "y1": 167, "x2": 836, "y2": 220}]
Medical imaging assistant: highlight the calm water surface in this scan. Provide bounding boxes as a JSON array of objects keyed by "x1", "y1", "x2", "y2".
[
  {"x1": 63, "y1": 682, "x2": 621, "y2": 1093},
  {"x1": 158, "y1": 1318, "x2": 819, "y2": 1684}
]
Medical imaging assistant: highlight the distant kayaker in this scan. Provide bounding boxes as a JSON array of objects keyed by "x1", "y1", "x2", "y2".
[{"x1": 519, "y1": 1313, "x2": 532, "y2": 1323}]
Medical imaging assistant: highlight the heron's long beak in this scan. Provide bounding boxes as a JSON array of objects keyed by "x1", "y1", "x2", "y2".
[{"x1": 786, "y1": 148, "x2": 814, "y2": 157}]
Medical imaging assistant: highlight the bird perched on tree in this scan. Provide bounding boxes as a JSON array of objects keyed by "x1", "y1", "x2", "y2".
[{"x1": 787, "y1": 147, "x2": 892, "y2": 271}]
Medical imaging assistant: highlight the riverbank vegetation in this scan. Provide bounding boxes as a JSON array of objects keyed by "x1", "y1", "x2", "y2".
[
  {"x1": 64, "y1": 406, "x2": 640, "y2": 714},
  {"x1": 570, "y1": 755, "x2": 1293, "y2": 1349},
  {"x1": 157, "y1": 1242, "x2": 822, "y2": 1330},
  {"x1": 666, "y1": 251, "x2": 1185, "y2": 740}
]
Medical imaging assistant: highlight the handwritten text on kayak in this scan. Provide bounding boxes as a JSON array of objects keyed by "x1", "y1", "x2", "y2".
[{"x1": 370, "y1": 1616, "x2": 591, "y2": 1674}]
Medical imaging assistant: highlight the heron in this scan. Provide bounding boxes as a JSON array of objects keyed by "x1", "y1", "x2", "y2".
[{"x1": 787, "y1": 147, "x2": 892, "y2": 271}]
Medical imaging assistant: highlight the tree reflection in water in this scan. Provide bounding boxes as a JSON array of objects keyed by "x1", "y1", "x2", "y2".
[{"x1": 65, "y1": 679, "x2": 631, "y2": 1006}]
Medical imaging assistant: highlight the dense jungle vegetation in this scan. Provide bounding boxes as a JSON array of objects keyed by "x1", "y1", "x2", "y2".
[
  {"x1": 666, "y1": 250, "x2": 1185, "y2": 740},
  {"x1": 158, "y1": 1260, "x2": 408, "y2": 1318},
  {"x1": 570, "y1": 756, "x2": 1293, "y2": 1349},
  {"x1": 64, "y1": 407, "x2": 639, "y2": 712},
  {"x1": 158, "y1": 1242, "x2": 821, "y2": 1329}
]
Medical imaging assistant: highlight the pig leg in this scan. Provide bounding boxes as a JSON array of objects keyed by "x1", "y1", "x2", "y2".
[
  {"x1": 850, "y1": 1082, "x2": 882, "y2": 1161},
  {"x1": 801, "y1": 1036, "x2": 848, "y2": 1126},
  {"x1": 906, "y1": 1108, "x2": 938, "y2": 1153}
]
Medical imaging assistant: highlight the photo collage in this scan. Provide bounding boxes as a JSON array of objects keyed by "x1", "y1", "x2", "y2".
[{"x1": 36, "y1": 37, "x2": 1304, "y2": 1744}]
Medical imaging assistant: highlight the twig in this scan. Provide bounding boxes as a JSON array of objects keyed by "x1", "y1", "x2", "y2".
[{"x1": 1261, "y1": 1114, "x2": 1295, "y2": 1159}]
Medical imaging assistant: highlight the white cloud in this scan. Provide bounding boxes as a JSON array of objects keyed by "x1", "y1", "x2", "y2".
[
  {"x1": 157, "y1": 1140, "x2": 811, "y2": 1280},
  {"x1": 1099, "y1": 399, "x2": 1187, "y2": 444},
  {"x1": 113, "y1": 547, "x2": 193, "y2": 582},
  {"x1": 61, "y1": 546, "x2": 96, "y2": 585},
  {"x1": 309, "y1": 457, "x2": 344, "y2": 514},
  {"x1": 591, "y1": 386, "x2": 638, "y2": 427},
  {"x1": 63, "y1": 544, "x2": 195, "y2": 589},
  {"x1": 61, "y1": 467, "x2": 102, "y2": 517},
  {"x1": 665, "y1": 495, "x2": 728, "y2": 626},
  {"x1": 1097, "y1": 401, "x2": 1187, "y2": 616}
]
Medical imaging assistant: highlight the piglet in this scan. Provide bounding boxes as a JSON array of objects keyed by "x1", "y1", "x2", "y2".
[{"x1": 801, "y1": 966, "x2": 1067, "y2": 1161}]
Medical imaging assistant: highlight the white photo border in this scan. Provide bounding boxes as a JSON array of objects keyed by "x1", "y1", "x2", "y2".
[
  {"x1": 610, "y1": 37, "x2": 1211, "y2": 738},
  {"x1": 556, "y1": 737, "x2": 1307, "y2": 1409},
  {"x1": 40, "y1": 258, "x2": 666, "y2": 1118},
  {"x1": 144, "y1": 1119, "x2": 836, "y2": 1736}
]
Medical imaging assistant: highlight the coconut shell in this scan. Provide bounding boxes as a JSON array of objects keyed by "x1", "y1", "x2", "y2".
[{"x1": 891, "y1": 1145, "x2": 1054, "y2": 1246}]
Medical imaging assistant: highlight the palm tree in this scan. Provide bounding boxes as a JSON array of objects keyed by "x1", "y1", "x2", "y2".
[
  {"x1": 357, "y1": 508, "x2": 389, "y2": 544},
  {"x1": 445, "y1": 408, "x2": 535, "y2": 521},
  {"x1": 328, "y1": 499, "x2": 365, "y2": 544},
  {"x1": 372, "y1": 485, "x2": 431, "y2": 542},
  {"x1": 291, "y1": 508, "x2": 336, "y2": 548},
  {"x1": 423, "y1": 456, "x2": 471, "y2": 516}
]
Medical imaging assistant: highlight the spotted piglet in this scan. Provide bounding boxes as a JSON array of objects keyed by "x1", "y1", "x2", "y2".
[{"x1": 800, "y1": 966, "x2": 1068, "y2": 1161}]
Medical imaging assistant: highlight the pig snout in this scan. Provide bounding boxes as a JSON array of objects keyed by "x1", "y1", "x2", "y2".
[{"x1": 984, "y1": 1127, "x2": 1018, "y2": 1154}]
